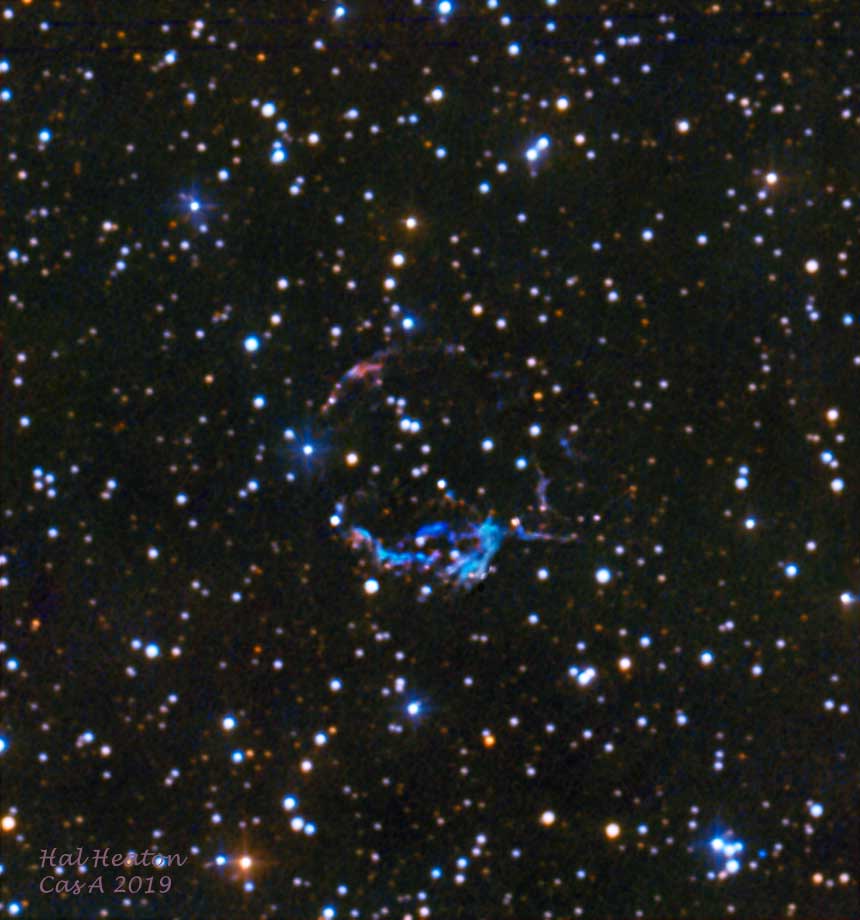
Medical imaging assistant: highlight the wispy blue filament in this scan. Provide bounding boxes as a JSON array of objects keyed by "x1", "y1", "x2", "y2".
[
  {"x1": 344, "y1": 515, "x2": 509, "y2": 589},
  {"x1": 339, "y1": 507, "x2": 579, "y2": 591},
  {"x1": 415, "y1": 521, "x2": 453, "y2": 540},
  {"x1": 442, "y1": 517, "x2": 506, "y2": 586}
]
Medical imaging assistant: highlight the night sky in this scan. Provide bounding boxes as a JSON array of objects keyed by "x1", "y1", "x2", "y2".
[{"x1": 2, "y1": 3, "x2": 859, "y2": 919}]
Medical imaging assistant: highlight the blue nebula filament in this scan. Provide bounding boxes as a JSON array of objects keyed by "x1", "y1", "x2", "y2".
[{"x1": 342, "y1": 514, "x2": 508, "y2": 590}]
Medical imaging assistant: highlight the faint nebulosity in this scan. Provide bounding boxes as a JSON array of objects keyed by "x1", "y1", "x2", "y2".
[{"x1": 1, "y1": 3, "x2": 859, "y2": 919}]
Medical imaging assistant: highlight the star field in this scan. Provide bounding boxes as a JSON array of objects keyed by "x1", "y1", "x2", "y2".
[{"x1": 1, "y1": 3, "x2": 859, "y2": 919}]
